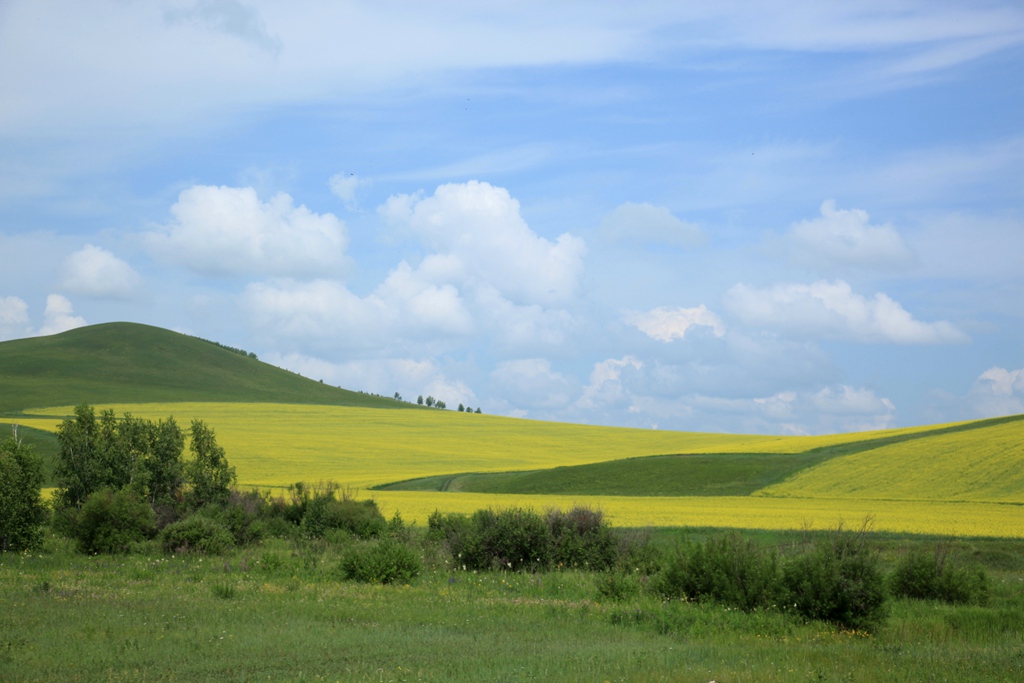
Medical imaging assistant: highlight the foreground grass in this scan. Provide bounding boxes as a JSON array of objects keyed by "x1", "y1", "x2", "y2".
[{"x1": 2, "y1": 535, "x2": 1022, "y2": 682}]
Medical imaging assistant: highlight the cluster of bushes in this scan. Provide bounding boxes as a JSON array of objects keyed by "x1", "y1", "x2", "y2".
[
  {"x1": 428, "y1": 506, "x2": 620, "y2": 572},
  {"x1": 607, "y1": 528, "x2": 989, "y2": 632}
]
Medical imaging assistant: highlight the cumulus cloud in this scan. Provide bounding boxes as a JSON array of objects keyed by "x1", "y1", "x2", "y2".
[
  {"x1": 244, "y1": 271, "x2": 473, "y2": 350},
  {"x1": 147, "y1": 185, "x2": 348, "y2": 277},
  {"x1": 0, "y1": 295, "x2": 30, "y2": 340},
  {"x1": 262, "y1": 352, "x2": 475, "y2": 407},
  {"x1": 163, "y1": 0, "x2": 282, "y2": 55},
  {"x1": 380, "y1": 180, "x2": 586, "y2": 306},
  {"x1": 968, "y1": 367, "x2": 1024, "y2": 417},
  {"x1": 38, "y1": 294, "x2": 86, "y2": 336},
  {"x1": 574, "y1": 356, "x2": 644, "y2": 412},
  {"x1": 787, "y1": 200, "x2": 913, "y2": 270},
  {"x1": 625, "y1": 305, "x2": 725, "y2": 342},
  {"x1": 328, "y1": 172, "x2": 368, "y2": 210},
  {"x1": 61, "y1": 245, "x2": 142, "y2": 299},
  {"x1": 601, "y1": 202, "x2": 705, "y2": 247},
  {"x1": 490, "y1": 358, "x2": 577, "y2": 411},
  {"x1": 724, "y1": 279, "x2": 968, "y2": 344}
]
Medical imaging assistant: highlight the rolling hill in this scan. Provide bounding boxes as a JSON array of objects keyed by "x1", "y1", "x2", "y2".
[{"x1": 0, "y1": 322, "x2": 408, "y2": 414}]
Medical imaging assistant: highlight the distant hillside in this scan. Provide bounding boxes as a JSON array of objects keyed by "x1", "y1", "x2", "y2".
[
  {"x1": 377, "y1": 413, "x2": 1024, "y2": 498},
  {"x1": 0, "y1": 322, "x2": 408, "y2": 414}
]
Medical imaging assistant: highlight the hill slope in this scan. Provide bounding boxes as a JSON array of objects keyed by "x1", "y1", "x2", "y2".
[
  {"x1": 756, "y1": 416, "x2": 1024, "y2": 503},
  {"x1": 0, "y1": 322, "x2": 407, "y2": 413},
  {"x1": 376, "y1": 414, "x2": 1024, "y2": 498}
]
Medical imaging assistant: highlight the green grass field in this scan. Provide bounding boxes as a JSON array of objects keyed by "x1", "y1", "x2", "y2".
[{"x1": 2, "y1": 533, "x2": 1023, "y2": 682}]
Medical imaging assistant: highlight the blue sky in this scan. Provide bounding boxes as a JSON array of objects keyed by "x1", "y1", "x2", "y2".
[{"x1": 1, "y1": 1, "x2": 1022, "y2": 433}]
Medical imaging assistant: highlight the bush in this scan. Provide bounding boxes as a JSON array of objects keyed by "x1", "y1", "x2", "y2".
[
  {"x1": 446, "y1": 508, "x2": 551, "y2": 571},
  {"x1": 74, "y1": 488, "x2": 156, "y2": 554},
  {"x1": 548, "y1": 507, "x2": 618, "y2": 571},
  {"x1": 340, "y1": 539, "x2": 422, "y2": 584},
  {"x1": 160, "y1": 515, "x2": 234, "y2": 554},
  {"x1": 782, "y1": 529, "x2": 887, "y2": 631},
  {"x1": 616, "y1": 529, "x2": 663, "y2": 576},
  {"x1": 431, "y1": 506, "x2": 627, "y2": 573},
  {"x1": 195, "y1": 490, "x2": 266, "y2": 546},
  {"x1": 596, "y1": 571, "x2": 643, "y2": 602},
  {"x1": 654, "y1": 533, "x2": 783, "y2": 611},
  {"x1": 891, "y1": 547, "x2": 989, "y2": 605},
  {"x1": 301, "y1": 493, "x2": 386, "y2": 539},
  {"x1": 0, "y1": 436, "x2": 47, "y2": 553}
]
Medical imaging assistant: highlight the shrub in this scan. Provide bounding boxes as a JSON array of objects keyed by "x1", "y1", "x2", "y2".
[
  {"x1": 782, "y1": 529, "x2": 887, "y2": 631},
  {"x1": 160, "y1": 515, "x2": 234, "y2": 555},
  {"x1": 301, "y1": 493, "x2": 386, "y2": 539},
  {"x1": 891, "y1": 547, "x2": 989, "y2": 605},
  {"x1": 340, "y1": 539, "x2": 422, "y2": 584},
  {"x1": 195, "y1": 490, "x2": 266, "y2": 546},
  {"x1": 471, "y1": 508, "x2": 552, "y2": 571},
  {"x1": 74, "y1": 488, "x2": 156, "y2": 554},
  {"x1": 548, "y1": 507, "x2": 618, "y2": 571},
  {"x1": 596, "y1": 571, "x2": 643, "y2": 602},
  {"x1": 654, "y1": 533, "x2": 783, "y2": 611},
  {"x1": 0, "y1": 436, "x2": 47, "y2": 553},
  {"x1": 616, "y1": 529, "x2": 663, "y2": 576}
]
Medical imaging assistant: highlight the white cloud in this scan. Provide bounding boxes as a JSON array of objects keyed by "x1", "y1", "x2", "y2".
[
  {"x1": 787, "y1": 199, "x2": 913, "y2": 270},
  {"x1": 147, "y1": 185, "x2": 348, "y2": 277},
  {"x1": 262, "y1": 352, "x2": 474, "y2": 406},
  {"x1": 724, "y1": 279, "x2": 968, "y2": 344},
  {"x1": 380, "y1": 180, "x2": 586, "y2": 306},
  {"x1": 490, "y1": 359, "x2": 576, "y2": 410},
  {"x1": 601, "y1": 202, "x2": 705, "y2": 247},
  {"x1": 574, "y1": 356, "x2": 644, "y2": 412},
  {"x1": 0, "y1": 295, "x2": 30, "y2": 340},
  {"x1": 625, "y1": 305, "x2": 725, "y2": 342},
  {"x1": 163, "y1": 0, "x2": 282, "y2": 56},
  {"x1": 968, "y1": 367, "x2": 1024, "y2": 417},
  {"x1": 244, "y1": 270, "x2": 472, "y2": 349},
  {"x1": 328, "y1": 172, "x2": 368, "y2": 209},
  {"x1": 61, "y1": 245, "x2": 142, "y2": 299},
  {"x1": 38, "y1": 294, "x2": 86, "y2": 336}
]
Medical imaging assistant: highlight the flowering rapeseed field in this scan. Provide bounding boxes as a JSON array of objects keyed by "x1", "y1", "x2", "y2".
[{"x1": 21, "y1": 403, "x2": 1022, "y2": 537}]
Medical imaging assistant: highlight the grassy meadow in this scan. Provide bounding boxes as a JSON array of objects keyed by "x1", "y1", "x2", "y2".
[
  {"x1": 3, "y1": 533, "x2": 1023, "y2": 682},
  {"x1": 2, "y1": 323, "x2": 1023, "y2": 681}
]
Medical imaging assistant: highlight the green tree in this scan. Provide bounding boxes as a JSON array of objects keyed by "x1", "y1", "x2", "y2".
[
  {"x1": 54, "y1": 403, "x2": 102, "y2": 509},
  {"x1": 0, "y1": 432, "x2": 47, "y2": 552},
  {"x1": 186, "y1": 420, "x2": 235, "y2": 506},
  {"x1": 146, "y1": 417, "x2": 185, "y2": 505}
]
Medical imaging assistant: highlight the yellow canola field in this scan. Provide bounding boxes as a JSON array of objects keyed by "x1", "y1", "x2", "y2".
[
  {"x1": 759, "y1": 419, "x2": 1024, "y2": 503},
  {"x1": 21, "y1": 403, "x2": 1021, "y2": 537},
  {"x1": 370, "y1": 492, "x2": 1023, "y2": 538},
  {"x1": 25, "y1": 402, "x2": 950, "y2": 489}
]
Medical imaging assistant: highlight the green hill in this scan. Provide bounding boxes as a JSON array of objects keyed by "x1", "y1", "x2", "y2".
[{"x1": 0, "y1": 322, "x2": 408, "y2": 414}]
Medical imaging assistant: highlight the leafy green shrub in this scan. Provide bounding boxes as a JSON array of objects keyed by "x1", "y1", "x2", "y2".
[
  {"x1": 616, "y1": 529, "x2": 663, "y2": 576},
  {"x1": 891, "y1": 547, "x2": 989, "y2": 605},
  {"x1": 0, "y1": 436, "x2": 47, "y2": 553},
  {"x1": 301, "y1": 493, "x2": 385, "y2": 539},
  {"x1": 472, "y1": 508, "x2": 552, "y2": 571},
  {"x1": 596, "y1": 571, "x2": 643, "y2": 602},
  {"x1": 654, "y1": 533, "x2": 783, "y2": 611},
  {"x1": 160, "y1": 515, "x2": 234, "y2": 555},
  {"x1": 74, "y1": 488, "x2": 156, "y2": 554},
  {"x1": 548, "y1": 507, "x2": 617, "y2": 571},
  {"x1": 782, "y1": 530, "x2": 887, "y2": 631},
  {"x1": 340, "y1": 539, "x2": 422, "y2": 584}
]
